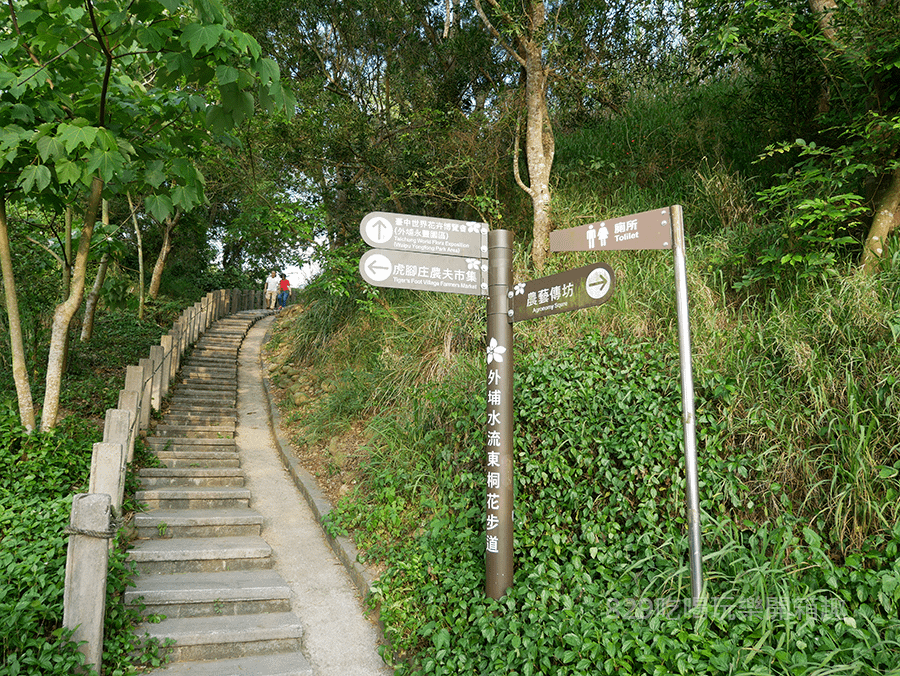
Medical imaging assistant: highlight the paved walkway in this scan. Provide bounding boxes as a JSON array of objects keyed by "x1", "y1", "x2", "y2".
[{"x1": 237, "y1": 315, "x2": 392, "y2": 676}]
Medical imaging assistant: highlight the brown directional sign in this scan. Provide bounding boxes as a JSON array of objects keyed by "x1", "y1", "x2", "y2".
[
  {"x1": 360, "y1": 211, "x2": 488, "y2": 258},
  {"x1": 359, "y1": 249, "x2": 487, "y2": 296},
  {"x1": 549, "y1": 207, "x2": 672, "y2": 252},
  {"x1": 512, "y1": 262, "x2": 615, "y2": 322}
]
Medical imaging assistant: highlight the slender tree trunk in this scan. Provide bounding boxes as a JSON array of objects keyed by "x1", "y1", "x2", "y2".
[
  {"x1": 41, "y1": 177, "x2": 103, "y2": 432},
  {"x1": 473, "y1": 0, "x2": 554, "y2": 271},
  {"x1": 0, "y1": 194, "x2": 36, "y2": 432},
  {"x1": 80, "y1": 251, "x2": 109, "y2": 342},
  {"x1": 127, "y1": 193, "x2": 145, "y2": 317},
  {"x1": 63, "y1": 207, "x2": 73, "y2": 298},
  {"x1": 148, "y1": 211, "x2": 179, "y2": 300},
  {"x1": 862, "y1": 165, "x2": 900, "y2": 273},
  {"x1": 81, "y1": 200, "x2": 110, "y2": 341}
]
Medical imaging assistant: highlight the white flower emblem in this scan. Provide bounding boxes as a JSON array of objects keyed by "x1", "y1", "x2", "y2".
[
  {"x1": 514, "y1": 283, "x2": 526, "y2": 295},
  {"x1": 466, "y1": 258, "x2": 481, "y2": 270},
  {"x1": 487, "y1": 338, "x2": 506, "y2": 364}
]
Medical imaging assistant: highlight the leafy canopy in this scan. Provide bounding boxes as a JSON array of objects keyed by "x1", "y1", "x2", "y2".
[{"x1": 0, "y1": 0, "x2": 296, "y2": 218}]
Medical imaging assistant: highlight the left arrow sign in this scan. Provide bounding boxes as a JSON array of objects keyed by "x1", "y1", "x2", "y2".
[{"x1": 359, "y1": 249, "x2": 488, "y2": 296}]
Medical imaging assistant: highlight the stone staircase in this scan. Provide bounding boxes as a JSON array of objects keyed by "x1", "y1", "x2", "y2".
[{"x1": 126, "y1": 312, "x2": 314, "y2": 675}]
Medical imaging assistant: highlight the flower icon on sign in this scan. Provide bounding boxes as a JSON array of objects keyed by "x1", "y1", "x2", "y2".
[
  {"x1": 514, "y1": 283, "x2": 525, "y2": 295},
  {"x1": 466, "y1": 222, "x2": 481, "y2": 233},
  {"x1": 466, "y1": 258, "x2": 481, "y2": 270},
  {"x1": 487, "y1": 338, "x2": 506, "y2": 364}
]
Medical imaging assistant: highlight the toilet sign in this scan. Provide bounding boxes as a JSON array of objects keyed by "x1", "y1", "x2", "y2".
[{"x1": 549, "y1": 207, "x2": 672, "y2": 252}]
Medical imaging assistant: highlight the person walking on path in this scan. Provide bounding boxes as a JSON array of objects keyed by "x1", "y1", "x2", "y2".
[
  {"x1": 265, "y1": 271, "x2": 280, "y2": 310},
  {"x1": 277, "y1": 273, "x2": 291, "y2": 310}
]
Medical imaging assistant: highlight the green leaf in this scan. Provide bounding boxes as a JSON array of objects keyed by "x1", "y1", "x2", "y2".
[
  {"x1": 84, "y1": 148, "x2": 123, "y2": 183},
  {"x1": 36, "y1": 135, "x2": 65, "y2": 162},
  {"x1": 205, "y1": 104, "x2": 227, "y2": 133},
  {"x1": 58, "y1": 122, "x2": 99, "y2": 153},
  {"x1": 18, "y1": 164, "x2": 52, "y2": 193},
  {"x1": 215, "y1": 65, "x2": 239, "y2": 86},
  {"x1": 145, "y1": 194, "x2": 174, "y2": 222},
  {"x1": 255, "y1": 57, "x2": 279, "y2": 85},
  {"x1": 145, "y1": 161, "x2": 166, "y2": 189},
  {"x1": 182, "y1": 23, "x2": 224, "y2": 57},
  {"x1": 55, "y1": 159, "x2": 82, "y2": 185}
]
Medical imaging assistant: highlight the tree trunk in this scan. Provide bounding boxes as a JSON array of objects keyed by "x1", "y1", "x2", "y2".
[
  {"x1": 148, "y1": 212, "x2": 179, "y2": 300},
  {"x1": 127, "y1": 194, "x2": 146, "y2": 317},
  {"x1": 862, "y1": 165, "x2": 900, "y2": 273},
  {"x1": 0, "y1": 194, "x2": 36, "y2": 432},
  {"x1": 81, "y1": 200, "x2": 110, "y2": 341},
  {"x1": 41, "y1": 177, "x2": 103, "y2": 432},
  {"x1": 521, "y1": 3, "x2": 554, "y2": 272},
  {"x1": 472, "y1": 0, "x2": 554, "y2": 271},
  {"x1": 80, "y1": 251, "x2": 109, "y2": 342}
]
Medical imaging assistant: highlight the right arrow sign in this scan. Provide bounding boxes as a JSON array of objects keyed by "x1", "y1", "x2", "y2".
[
  {"x1": 549, "y1": 207, "x2": 672, "y2": 252},
  {"x1": 512, "y1": 262, "x2": 616, "y2": 323}
]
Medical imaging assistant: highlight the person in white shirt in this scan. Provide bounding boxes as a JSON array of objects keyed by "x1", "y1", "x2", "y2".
[{"x1": 264, "y1": 271, "x2": 280, "y2": 310}]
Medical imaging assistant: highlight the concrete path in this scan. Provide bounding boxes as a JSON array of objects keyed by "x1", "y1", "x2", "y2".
[
  {"x1": 130, "y1": 313, "x2": 392, "y2": 675},
  {"x1": 236, "y1": 316, "x2": 392, "y2": 676}
]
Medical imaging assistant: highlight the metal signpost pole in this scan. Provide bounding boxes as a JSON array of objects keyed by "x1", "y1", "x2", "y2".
[
  {"x1": 485, "y1": 230, "x2": 514, "y2": 600},
  {"x1": 672, "y1": 205, "x2": 703, "y2": 604}
]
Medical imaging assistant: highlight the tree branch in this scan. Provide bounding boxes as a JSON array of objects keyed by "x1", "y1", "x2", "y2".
[
  {"x1": 472, "y1": 0, "x2": 527, "y2": 68},
  {"x1": 512, "y1": 113, "x2": 533, "y2": 197}
]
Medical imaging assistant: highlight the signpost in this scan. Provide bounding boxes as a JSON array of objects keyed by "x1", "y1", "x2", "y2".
[
  {"x1": 549, "y1": 204, "x2": 703, "y2": 604},
  {"x1": 359, "y1": 206, "x2": 702, "y2": 604},
  {"x1": 361, "y1": 211, "x2": 488, "y2": 258}
]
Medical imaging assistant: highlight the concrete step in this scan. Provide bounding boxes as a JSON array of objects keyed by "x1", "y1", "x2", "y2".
[
  {"x1": 135, "y1": 508, "x2": 264, "y2": 539},
  {"x1": 169, "y1": 391, "x2": 237, "y2": 403},
  {"x1": 183, "y1": 359, "x2": 237, "y2": 370},
  {"x1": 152, "y1": 425, "x2": 235, "y2": 439},
  {"x1": 163, "y1": 404, "x2": 238, "y2": 417},
  {"x1": 175, "y1": 378, "x2": 237, "y2": 389},
  {"x1": 148, "y1": 437, "x2": 236, "y2": 450},
  {"x1": 168, "y1": 390, "x2": 237, "y2": 402},
  {"x1": 129, "y1": 536, "x2": 274, "y2": 574},
  {"x1": 189, "y1": 351, "x2": 239, "y2": 362},
  {"x1": 139, "y1": 468, "x2": 245, "y2": 489},
  {"x1": 136, "y1": 486, "x2": 251, "y2": 510},
  {"x1": 142, "y1": 652, "x2": 313, "y2": 676},
  {"x1": 126, "y1": 569, "x2": 292, "y2": 618},
  {"x1": 139, "y1": 612, "x2": 303, "y2": 662},
  {"x1": 162, "y1": 416, "x2": 237, "y2": 428},
  {"x1": 178, "y1": 366, "x2": 237, "y2": 377},
  {"x1": 154, "y1": 452, "x2": 241, "y2": 469}
]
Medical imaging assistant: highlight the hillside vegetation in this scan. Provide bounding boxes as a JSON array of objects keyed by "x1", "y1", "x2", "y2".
[{"x1": 266, "y1": 82, "x2": 900, "y2": 675}]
